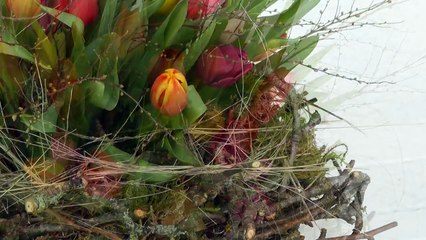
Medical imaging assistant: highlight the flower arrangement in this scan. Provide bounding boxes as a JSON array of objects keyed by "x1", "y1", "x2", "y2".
[{"x1": 0, "y1": 0, "x2": 397, "y2": 239}]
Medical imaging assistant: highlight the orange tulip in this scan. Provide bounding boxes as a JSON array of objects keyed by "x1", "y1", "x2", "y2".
[
  {"x1": 150, "y1": 68, "x2": 188, "y2": 116},
  {"x1": 6, "y1": 0, "x2": 41, "y2": 18}
]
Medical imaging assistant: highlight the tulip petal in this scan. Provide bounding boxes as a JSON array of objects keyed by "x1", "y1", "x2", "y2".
[
  {"x1": 150, "y1": 74, "x2": 170, "y2": 109},
  {"x1": 161, "y1": 80, "x2": 187, "y2": 116},
  {"x1": 68, "y1": 0, "x2": 98, "y2": 25}
]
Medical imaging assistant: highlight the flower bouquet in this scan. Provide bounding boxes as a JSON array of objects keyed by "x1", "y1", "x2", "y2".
[{"x1": 0, "y1": 0, "x2": 396, "y2": 239}]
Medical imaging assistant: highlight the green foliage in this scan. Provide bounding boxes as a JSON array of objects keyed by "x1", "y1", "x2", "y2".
[
  {"x1": 126, "y1": 0, "x2": 189, "y2": 99},
  {"x1": 20, "y1": 105, "x2": 59, "y2": 133},
  {"x1": 0, "y1": 42, "x2": 34, "y2": 63},
  {"x1": 164, "y1": 131, "x2": 203, "y2": 166},
  {"x1": 40, "y1": 5, "x2": 85, "y2": 33},
  {"x1": 183, "y1": 21, "x2": 217, "y2": 71},
  {"x1": 97, "y1": 0, "x2": 119, "y2": 37},
  {"x1": 102, "y1": 143, "x2": 175, "y2": 183},
  {"x1": 281, "y1": 35, "x2": 320, "y2": 70},
  {"x1": 33, "y1": 22, "x2": 58, "y2": 71},
  {"x1": 85, "y1": 54, "x2": 120, "y2": 111},
  {"x1": 265, "y1": 0, "x2": 321, "y2": 39}
]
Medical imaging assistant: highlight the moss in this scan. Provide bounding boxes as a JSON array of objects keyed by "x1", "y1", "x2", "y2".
[{"x1": 121, "y1": 182, "x2": 151, "y2": 211}]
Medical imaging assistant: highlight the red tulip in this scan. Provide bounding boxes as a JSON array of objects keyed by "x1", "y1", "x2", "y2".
[
  {"x1": 68, "y1": 0, "x2": 98, "y2": 25},
  {"x1": 196, "y1": 45, "x2": 253, "y2": 88},
  {"x1": 150, "y1": 69, "x2": 188, "y2": 116},
  {"x1": 187, "y1": 0, "x2": 224, "y2": 20},
  {"x1": 53, "y1": 0, "x2": 98, "y2": 25},
  {"x1": 40, "y1": 0, "x2": 97, "y2": 27},
  {"x1": 6, "y1": 0, "x2": 41, "y2": 18},
  {"x1": 56, "y1": 0, "x2": 69, "y2": 11}
]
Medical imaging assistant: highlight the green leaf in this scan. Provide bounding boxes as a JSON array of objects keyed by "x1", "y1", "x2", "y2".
[
  {"x1": 102, "y1": 144, "x2": 174, "y2": 183},
  {"x1": 74, "y1": 33, "x2": 119, "y2": 77},
  {"x1": 266, "y1": 0, "x2": 321, "y2": 39},
  {"x1": 21, "y1": 105, "x2": 59, "y2": 133},
  {"x1": 142, "y1": 0, "x2": 166, "y2": 18},
  {"x1": 277, "y1": 0, "x2": 321, "y2": 26},
  {"x1": 247, "y1": 0, "x2": 277, "y2": 17},
  {"x1": 184, "y1": 21, "x2": 217, "y2": 71},
  {"x1": 281, "y1": 35, "x2": 319, "y2": 70},
  {"x1": 147, "y1": 0, "x2": 188, "y2": 49},
  {"x1": 102, "y1": 143, "x2": 136, "y2": 163},
  {"x1": 0, "y1": 55, "x2": 25, "y2": 111},
  {"x1": 0, "y1": 42, "x2": 34, "y2": 63},
  {"x1": 243, "y1": 0, "x2": 320, "y2": 53},
  {"x1": 97, "y1": 0, "x2": 119, "y2": 37},
  {"x1": 32, "y1": 22, "x2": 58, "y2": 70},
  {"x1": 182, "y1": 85, "x2": 207, "y2": 125},
  {"x1": 148, "y1": 85, "x2": 207, "y2": 129},
  {"x1": 164, "y1": 132, "x2": 203, "y2": 166},
  {"x1": 53, "y1": 32, "x2": 67, "y2": 61},
  {"x1": 86, "y1": 57, "x2": 120, "y2": 111},
  {"x1": 41, "y1": 5, "x2": 85, "y2": 33},
  {"x1": 71, "y1": 22, "x2": 85, "y2": 61},
  {"x1": 113, "y1": 9, "x2": 144, "y2": 58},
  {"x1": 130, "y1": 159, "x2": 175, "y2": 183},
  {"x1": 163, "y1": 0, "x2": 188, "y2": 47}
]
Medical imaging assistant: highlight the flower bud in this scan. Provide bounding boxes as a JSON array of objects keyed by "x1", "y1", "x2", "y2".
[
  {"x1": 158, "y1": 0, "x2": 179, "y2": 15},
  {"x1": 187, "y1": 0, "x2": 224, "y2": 20},
  {"x1": 68, "y1": 0, "x2": 98, "y2": 26},
  {"x1": 196, "y1": 45, "x2": 253, "y2": 88},
  {"x1": 6, "y1": 0, "x2": 41, "y2": 18},
  {"x1": 150, "y1": 68, "x2": 188, "y2": 116}
]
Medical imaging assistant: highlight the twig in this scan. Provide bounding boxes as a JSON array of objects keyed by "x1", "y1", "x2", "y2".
[
  {"x1": 252, "y1": 169, "x2": 370, "y2": 239},
  {"x1": 299, "y1": 63, "x2": 394, "y2": 85},
  {"x1": 318, "y1": 221, "x2": 398, "y2": 240}
]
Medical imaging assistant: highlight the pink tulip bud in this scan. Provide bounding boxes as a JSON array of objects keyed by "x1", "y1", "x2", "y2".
[
  {"x1": 196, "y1": 45, "x2": 253, "y2": 88},
  {"x1": 187, "y1": 0, "x2": 224, "y2": 20},
  {"x1": 150, "y1": 69, "x2": 188, "y2": 116}
]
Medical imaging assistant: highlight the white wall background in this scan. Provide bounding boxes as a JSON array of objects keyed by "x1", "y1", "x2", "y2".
[{"x1": 268, "y1": 0, "x2": 426, "y2": 239}]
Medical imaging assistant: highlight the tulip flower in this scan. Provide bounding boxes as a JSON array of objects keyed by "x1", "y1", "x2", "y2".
[
  {"x1": 196, "y1": 45, "x2": 253, "y2": 88},
  {"x1": 69, "y1": 0, "x2": 98, "y2": 25},
  {"x1": 51, "y1": 0, "x2": 98, "y2": 25},
  {"x1": 6, "y1": 0, "x2": 41, "y2": 18},
  {"x1": 150, "y1": 68, "x2": 188, "y2": 116},
  {"x1": 187, "y1": 0, "x2": 224, "y2": 20}
]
